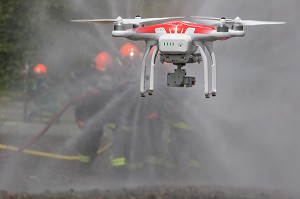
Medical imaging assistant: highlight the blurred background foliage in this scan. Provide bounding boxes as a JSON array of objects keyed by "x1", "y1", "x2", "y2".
[
  {"x1": 0, "y1": 0, "x2": 180, "y2": 92},
  {"x1": 0, "y1": 0, "x2": 68, "y2": 90}
]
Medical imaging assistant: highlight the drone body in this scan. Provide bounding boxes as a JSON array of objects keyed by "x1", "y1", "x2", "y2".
[{"x1": 72, "y1": 16, "x2": 285, "y2": 98}]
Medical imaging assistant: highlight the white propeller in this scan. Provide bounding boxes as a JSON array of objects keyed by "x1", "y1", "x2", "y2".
[
  {"x1": 191, "y1": 16, "x2": 286, "y2": 26},
  {"x1": 71, "y1": 16, "x2": 184, "y2": 24}
]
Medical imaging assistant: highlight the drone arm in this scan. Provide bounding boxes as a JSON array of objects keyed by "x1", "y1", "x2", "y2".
[
  {"x1": 205, "y1": 42, "x2": 217, "y2": 96},
  {"x1": 149, "y1": 46, "x2": 158, "y2": 94},
  {"x1": 196, "y1": 42, "x2": 209, "y2": 98}
]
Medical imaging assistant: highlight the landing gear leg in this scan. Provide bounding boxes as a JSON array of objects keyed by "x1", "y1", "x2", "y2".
[
  {"x1": 197, "y1": 43, "x2": 210, "y2": 98},
  {"x1": 140, "y1": 43, "x2": 151, "y2": 97},
  {"x1": 148, "y1": 45, "x2": 158, "y2": 95},
  {"x1": 205, "y1": 42, "x2": 217, "y2": 97}
]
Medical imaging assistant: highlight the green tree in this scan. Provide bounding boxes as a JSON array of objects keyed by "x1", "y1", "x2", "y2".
[{"x1": 0, "y1": 0, "x2": 67, "y2": 91}]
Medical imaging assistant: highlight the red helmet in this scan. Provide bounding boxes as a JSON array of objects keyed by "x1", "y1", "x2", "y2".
[
  {"x1": 33, "y1": 64, "x2": 47, "y2": 75},
  {"x1": 94, "y1": 51, "x2": 113, "y2": 72},
  {"x1": 120, "y1": 43, "x2": 140, "y2": 59}
]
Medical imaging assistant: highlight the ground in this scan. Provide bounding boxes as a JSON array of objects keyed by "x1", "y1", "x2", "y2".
[
  {"x1": 0, "y1": 98, "x2": 297, "y2": 199},
  {"x1": 0, "y1": 186, "x2": 295, "y2": 199}
]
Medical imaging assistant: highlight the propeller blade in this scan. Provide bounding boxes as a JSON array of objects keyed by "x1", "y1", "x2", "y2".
[
  {"x1": 191, "y1": 16, "x2": 234, "y2": 25},
  {"x1": 191, "y1": 16, "x2": 221, "y2": 21},
  {"x1": 122, "y1": 16, "x2": 184, "y2": 24},
  {"x1": 71, "y1": 16, "x2": 124, "y2": 24},
  {"x1": 71, "y1": 16, "x2": 184, "y2": 25},
  {"x1": 195, "y1": 19, "x2": 221, "y2": 26},
  {"x1": 70, "y1": 19, "x2": 118, "y2": 24},
  {"x1": 191, "y1": 16, "x2": 286, "y2": 26},
  {"x1": 239, "y1": 20, "x2": 286, "y2": 26}
]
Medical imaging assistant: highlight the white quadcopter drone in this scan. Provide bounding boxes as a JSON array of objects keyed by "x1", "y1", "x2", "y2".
[{"x1": 72, "y1": 16, "x2": 285, "y2": 98}]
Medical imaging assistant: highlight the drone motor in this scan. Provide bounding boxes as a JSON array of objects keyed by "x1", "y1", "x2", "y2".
[
  {"x1": 217, "y1": 25, "x2": 229, "y2": 32},
  {"x1": 133, "y1": 23, "x2": 144, "y2": 28},
  {"x1": 232, "y1": 24, "x2": 244, "y2": 31},
  {"x1": 114, "y1": 23, "x2": 126, "y2": 31}
]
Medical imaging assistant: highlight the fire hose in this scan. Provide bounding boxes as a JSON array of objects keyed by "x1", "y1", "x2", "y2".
[
  {"x1": 0, "y1": 91, "x2": 98, "y2": 158},
  {"x1": 0, "y1": 143, "x2": 112, "y2": 161}
]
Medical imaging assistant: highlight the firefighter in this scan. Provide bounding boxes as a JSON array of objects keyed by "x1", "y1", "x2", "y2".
[
  {"x1": 110, "y1": 44, "x2": 167, "y2": 182},
  {"x1": 27, "y1": 64, "x2": 57, "y2": 122},
  {"x1": 144, "y1": 62, "x2": 203, "y2": 182},
  {"x1": 141, "y1": 48, "x2": 166, "y2": 182},
  {"x1": 73, "y1": 51, "x2": 117, "y2": 173},
  {"x1": 120, "y1": 43, "x2": 140, "y2": 60},
  {"x1": 118, "y1": 42, "x2": 141, "y2": 83},
  {"x1": 74, "y1": 51, "x2": 114, "y2": 129},
  {"x1": 120, "y1": 43, "x2": 204, "y2": 182},
  {"x1": 159, "y1": 85, "x2": 203, "y2": 182},
  {"x1": 109, "y1": 43, "x2": 142, "y2": 181}
]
